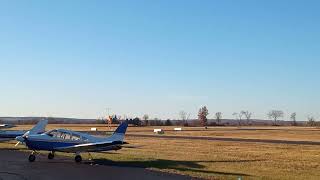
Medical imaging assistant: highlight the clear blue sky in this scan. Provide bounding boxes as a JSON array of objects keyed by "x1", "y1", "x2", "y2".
[{"x1": 0, "y1": 0, "x2": 319, "y2": 120}]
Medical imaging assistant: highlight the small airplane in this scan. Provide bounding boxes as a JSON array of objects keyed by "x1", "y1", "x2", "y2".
[
  {"x1": 0, "y1": 124, "x2": 15, "y2": 129},
  {"x1": 15, "y1": 121, "x2": 129, "y2": 163},
  {"x1": 0, "y1": 120, "x2": 47, "y2": 139},
  {"x1": 0, "y1": 130, "x2": 26, "y2": 139}
]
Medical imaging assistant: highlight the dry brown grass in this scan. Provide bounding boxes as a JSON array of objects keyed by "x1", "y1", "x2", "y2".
[
  {"x1": 3, "y1": 124, "x2": 320, "y2": 179},
  {"x1": 118, "y1": 137, "x2": 320, "y2": 180},
  {"x1": 11, "y1": 124, "x2": 320, "y2": 142},
  {"x1": 127, "y1": 126, "x2": 320, "y2": 142},
  {"x1": 3, "y1": 136, "x2": 319, "y2": 180}
]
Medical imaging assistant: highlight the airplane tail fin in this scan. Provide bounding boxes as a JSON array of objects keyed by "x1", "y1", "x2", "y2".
[
  {"x1": 28, "y1": 119, "x2": 48, "y2": 135},
  {"x1": 106, "y1": 121, "x2": 128, "y2": 142}
]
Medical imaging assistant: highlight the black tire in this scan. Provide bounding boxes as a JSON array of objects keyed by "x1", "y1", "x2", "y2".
[
  {"x1": 29, "y1": 154, "x2": 36, "y2": 162},
  {"x1": 48, "y1": 153, "x2": 54, "y2": 160},
  {"x1": 75, "y1": 155, "x2": 82, "y2": 163}
]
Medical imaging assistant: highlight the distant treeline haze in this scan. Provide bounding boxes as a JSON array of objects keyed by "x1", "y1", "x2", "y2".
[{"x1": 0, "y1": 107, "x2": 318, "y2": 127}]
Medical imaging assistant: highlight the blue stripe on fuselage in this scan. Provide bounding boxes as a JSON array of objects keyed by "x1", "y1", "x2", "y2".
[{"x1": 26, "y1": 139, "x2": 80, "y2": 151}]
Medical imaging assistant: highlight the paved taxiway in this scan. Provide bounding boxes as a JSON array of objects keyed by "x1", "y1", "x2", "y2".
[{"x1": 0, "y1": 150, "x2": 191, "y2": 180}]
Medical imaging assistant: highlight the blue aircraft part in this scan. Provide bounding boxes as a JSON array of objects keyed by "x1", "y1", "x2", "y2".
[
  {"x1": 114, "y1": 122, "x2": 128, "y2": 134},
  {"x1": 26, "y1": 139, "x2": 79, "y2": 151},
  {"x1": 20, "y1": 122, "x2": 128, "y2": 153},
  {"x1": 0, "y1": 131, "x2": 26, "y2": 138}
]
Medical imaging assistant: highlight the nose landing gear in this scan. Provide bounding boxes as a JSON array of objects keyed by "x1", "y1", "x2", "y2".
[{"x1": 48, "y1": 152, "x2": 55, "y2": 159}]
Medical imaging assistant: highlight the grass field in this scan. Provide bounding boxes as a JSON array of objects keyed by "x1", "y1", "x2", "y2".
[
  {"x1": 1, "y1": 125, "x2": 320, "y2": 179},
  {"x1": 9, "y1": 124, "x2": 320, "y2": 142}
]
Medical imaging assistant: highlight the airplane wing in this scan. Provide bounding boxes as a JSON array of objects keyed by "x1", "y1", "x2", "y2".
[
  {"x1": 54, "y1": 141, "x2": 124, "y2": 153},
  {"x1": 28, "y1": 119, "x2": 48, "y2": 135}
]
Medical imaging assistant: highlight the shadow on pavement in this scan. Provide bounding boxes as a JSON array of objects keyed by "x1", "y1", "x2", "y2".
[{"x1": 85, "y1": 158, "x2": 259, "y2": 177}]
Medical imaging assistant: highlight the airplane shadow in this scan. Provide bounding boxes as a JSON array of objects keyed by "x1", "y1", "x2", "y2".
[{"x1": 85, "y1": 158, "x2": 262, "y2": 177}]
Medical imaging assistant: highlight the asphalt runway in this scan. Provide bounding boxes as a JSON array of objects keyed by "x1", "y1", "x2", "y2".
[{"x1": 0, "y1": 150, "x2": 191, "y2": 180}]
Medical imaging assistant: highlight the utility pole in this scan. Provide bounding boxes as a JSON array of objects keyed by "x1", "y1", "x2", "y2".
[{"x1": 106, "y1": 108, "x2": 111, "y2": 130}]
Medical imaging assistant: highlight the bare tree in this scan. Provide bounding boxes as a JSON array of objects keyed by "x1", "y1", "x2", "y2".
[
  {"x1": 239, "y1": 112, "x2": 243, "y2": 124},
  {"x1": 241, "y1": 111, "x2": 252, "y2": 125},
  {"x1": 143, "y1": 114, "x2": 149, "y2": 121},
  {"x1": 215, "y1": 112, "x2": 222, "y2": 125},
  {"x1": 198, "y1": 106, "x2": 209, "y2": 127},
  {"x1": 232, "y1": 112, "x2": 238, "y2": 125},
  {"x1": 307, "y1": 116, "x2": 316, "y2": 126},
  {"x1": 142, "y1": 114, "x2": 149, "y2": 126},
  {"x1": 267, "y1": 110, "x2": 284, "y2": 125},
  {"x1": 179, "y1": 111, "x2": 190, "y2": 126},
  {"x1": 290, "y1": 112, "x2": 297, "y2": 126},
  {"x1": 233, "y1": 112, "x2": 243, "y2": 126},
  {"x1": 165, "y1": 119, "x2": 172, "y2": 126},
  {"x1": 179, "y1": 111, "x2": 187, "y2": 120}
]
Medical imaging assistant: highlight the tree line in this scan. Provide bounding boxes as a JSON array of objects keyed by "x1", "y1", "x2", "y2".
[
  {"x1": 2, "y1": 107, "x2": 318, "y2": 127},
  {"x1": 113, "y1": 107, "x2": 319, "y2": 127}
]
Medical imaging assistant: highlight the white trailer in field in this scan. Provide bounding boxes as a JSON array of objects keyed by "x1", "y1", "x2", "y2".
[{"x1": 154, "y1": 129, "x2": 164, "y2": 134}]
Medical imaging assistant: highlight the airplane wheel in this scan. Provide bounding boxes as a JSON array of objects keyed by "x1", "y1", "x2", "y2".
[
  {"x1": 75, "y1": 155, "x2": 82, "y2": 163},
  {"x1": 29, "y1": 154, "x2": 36, "y2": 162},
  {"x1": 48, "y1": 153, "x2": 54, "y2": 159}
]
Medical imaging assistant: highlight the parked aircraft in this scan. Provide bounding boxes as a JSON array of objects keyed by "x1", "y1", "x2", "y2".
[
  {"x1": 15, "y1": 121, "x2": 128, "y2": 163},
  {"x1": 0, "y1": 120, "x2": 47, "y2": 139},
  {"x1": 0, "y1": 130, "x2": 26, "y2": 139},
  {"x1": 0, "y1": 124, "x2": 15, "y2": 129}
]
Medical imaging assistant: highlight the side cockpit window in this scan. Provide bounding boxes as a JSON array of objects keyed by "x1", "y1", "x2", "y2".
[
  {"x1": 47, "y1": 130, "x2": 58, "y2": 137},
  {"x1": 71, "y1": 134, "x2": 81, "y2": 141},
  {"x1": 47, "y1": 130, "x2": 63, "y2": 139},
  {"x1": 54, "y1": 132, "x2": 62, "y2": 138},
  {"x1": 58, "y1": 132, "x2": 71, "y2": 140},
  {"x1": 81, "y1": 136, "x2": 88, "y2": 141},
  {"x1": 48, "y1": 130, "x2": 87, "y2": 142},
  {"x1": 64, "y1": 133, "x2": 71, "y2": 140},
  {"x1": 48, "y1": 130, "x2": 68, "y2": 140}
]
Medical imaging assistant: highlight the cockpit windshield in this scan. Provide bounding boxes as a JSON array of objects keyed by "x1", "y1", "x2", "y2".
[{"x1": 47, "y1": 130, "x2": 85, "y2": 141}]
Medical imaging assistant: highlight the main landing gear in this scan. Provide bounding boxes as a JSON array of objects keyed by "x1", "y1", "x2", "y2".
[
  {"x1": 74, "y1": 152, "x2": 93, "y2": 163},
  {"x1": 27, "y1": 151, "x2": 84, "y2": 163},
  {"x1": 48, "y1": 152, "x2": 55, "y2": 160},
  {"x1": 75, "y1": 154, "x2": 82, "y2": 163},
  {"x1": 28, "y1": 151, "x2": 36, "y2": 162},
  {"x1": 28, "y1": 154, "x2": 36, "y2": 162},
  {"x1": 28, "y1": 151, "x2": 54, "y2": 162}
]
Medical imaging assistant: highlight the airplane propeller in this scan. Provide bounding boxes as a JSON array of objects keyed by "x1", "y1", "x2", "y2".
[{"x1": 14, "y1": 131, "x2": 29, "y2": 147}]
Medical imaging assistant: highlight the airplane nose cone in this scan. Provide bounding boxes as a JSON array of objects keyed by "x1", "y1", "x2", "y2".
[{"x1": 15, "y1": 136, "x2": 25, "y2": 142}]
